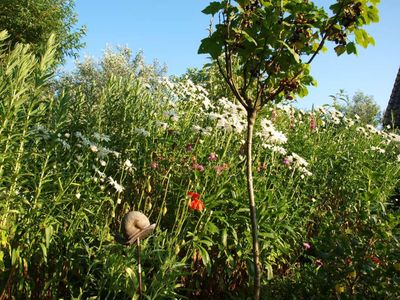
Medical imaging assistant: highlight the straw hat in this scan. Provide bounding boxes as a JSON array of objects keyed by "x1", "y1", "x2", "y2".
[{"x1": 121, "y1": 211, "x2": 155, "y2": 245}]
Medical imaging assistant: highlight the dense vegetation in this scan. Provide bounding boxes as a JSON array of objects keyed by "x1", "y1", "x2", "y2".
[{"x1": 0, "y1": 32, "x2": 399, "y2": 299}]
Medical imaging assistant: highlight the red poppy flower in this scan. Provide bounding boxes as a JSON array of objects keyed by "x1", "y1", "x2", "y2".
[
  {"x1": 187, "y1": 192, "x2": 205, "y2": 211},
  {"x1": 370, "y1": 255, "x2": 382, "y2": 265},
  {"x1": 187, "y1": 191, "x2": 200, "y2": 200},
  {"x1": 189, "y1": 198, "x2": 205, "y2": 211}
]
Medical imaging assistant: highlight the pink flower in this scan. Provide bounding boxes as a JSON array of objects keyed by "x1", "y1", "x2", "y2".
[
  {"x1": 303, "y1": 242, "x2": 311, "y2": 250},
  {"x1": 283, "y1": 157, "x2": 291, "y2": 165},
  {"x1": 310, "y1": 116, "x2": 317, "y2": 132},
  {"x1": 185, "y1": 144, "x2": 193, "y2": 152},
  {"x1": 208, "y1": 152, "x2": 218, "y2": 161},
  {"x1": 192, "y1": 162, "x2": 205, "y2": 172},
  {"x1": 150, "y1": 161, "x2": 159, "y2": 169},
  {"x1": 214, "y1": 163, "x2": 229, "y2": 175}
]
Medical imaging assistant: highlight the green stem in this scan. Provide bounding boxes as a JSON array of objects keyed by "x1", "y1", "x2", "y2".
[{"x1": 246, "y1": 109, "x2": 261, "y2": 300}]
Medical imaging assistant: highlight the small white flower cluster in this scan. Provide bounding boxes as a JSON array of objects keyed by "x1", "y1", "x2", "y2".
[
  {"x1": 328, "y1": 108, "x2": 344, "y2": 125},
  {"x1": 108, "y1": 176, "x2": 124, "y2": 193},
  {"x1": 75, "y1": 132, "x2": 120, "y2": 158},
  {"x1": 257, "y1": 118, "x2": 288, "y2": 145},
  {"x1": 207, "y1": 97, "x2": 247, "y2": 134},
  {"x1": 370, "y1": 146, "x2": 386, "y2": 154},
  {"x1": 134, "y1": 128, "x2": 150, "y2": 137},
  {"x1": 276, "y1": 104, "x2": 296, "y2": 116},
  {"x1": 285, "y1": 152, "x2": 312, "y2": 178},
  {"x1": 32, "y1": 124, "x2": 51, "y2": 138},
  {"x1": 192, "y1": 125, "x2": 212, "y2": 136},
  {"x1": 163, "y1": 110, "x2": 179, "y2": 122},
  {"x1": 92, "y1": 132, "x2": 110, "y2": 142},
  {"x1": 263, "y1": 144, "x2": 287, "y2": 155},
  {"x1": 123, "y1": 159, "x2": 135, "y2": 172}
]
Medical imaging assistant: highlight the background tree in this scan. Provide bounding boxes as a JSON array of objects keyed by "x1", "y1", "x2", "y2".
[
  {"x1": 0, "y1": 0, "x2": 85, "y2": 63},
  {"x1": 331, "y1": 90, "x2": 381, "y2": 125},
  {"x1": 198, "y1": 0, "x2": 380, "y2": 298}
]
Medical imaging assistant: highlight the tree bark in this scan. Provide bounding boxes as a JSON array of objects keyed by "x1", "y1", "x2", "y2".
[{"x1": 246, "y1": 108, "x2": 261, "y2": 300}]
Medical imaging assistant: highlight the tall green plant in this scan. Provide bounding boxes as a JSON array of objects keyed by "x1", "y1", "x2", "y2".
[{"x1": 198, "y1": 0, "x2": 380, "y2": 298}]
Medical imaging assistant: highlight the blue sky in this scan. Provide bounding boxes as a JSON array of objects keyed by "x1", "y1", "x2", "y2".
[{"x1": 65, "y1": 1, "x2": 400, "y2": 111}]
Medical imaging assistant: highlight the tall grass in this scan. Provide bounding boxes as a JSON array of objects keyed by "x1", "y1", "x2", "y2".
[{"x1": 1, "y1": 33, "x2": 399, "y2": 299}]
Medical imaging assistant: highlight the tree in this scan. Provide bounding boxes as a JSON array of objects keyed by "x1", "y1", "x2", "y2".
[
  {"x1": 331, "y1": 90, "x2": 381, "y2": 125},
  {"x1": 0, "y1": 0, "x2": 85, "y2": 63},
  {"x1": 198, "y1": 1, "x2": 380, "y2": 299}
]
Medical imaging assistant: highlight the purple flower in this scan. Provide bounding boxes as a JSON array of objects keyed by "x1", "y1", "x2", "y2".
[
  {"x1": 283, "y1": 157, "x2": 291, "y2": 165},
  {"x1": 208, "y1": 152, "x2": 218, "y2": 161}
]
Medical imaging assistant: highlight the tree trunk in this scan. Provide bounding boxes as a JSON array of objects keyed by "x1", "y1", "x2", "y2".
[{"x1": 246, "y1": 108, "x2": 261, "y2": 300}]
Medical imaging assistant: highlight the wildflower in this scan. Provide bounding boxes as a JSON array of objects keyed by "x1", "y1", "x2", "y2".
[
  {"x1": 64, "y1": 133, "x2": 70, "y2": 138},
  {"x1": 263, "y1": 144, "x2": 287, "y2": 155},
  {"x1": 108, "y1": 176, "x2": 125, "y2": 193},
  {"x1": 124, "y1": 159, "x2": 133, "y2": 170},
  {"x1": 303, "y1": 242, "x2": 311, "y2": 250},
  {"x1": 150, "y1": 161, "x2": 159, "y2": 169},
  {"x1": 310, "y1": 115, "x2": 317, "y2": 132},
  {"x1": 134, "y1": 128, "x2": 150, "y2": 137},
  {"x1": 155, "y1": 121, "x2": 168, "y2": 129},
  {"x1": 185, "y1": 144, "x2": 193, "y2": 152},
  {"x1": 257, "y1": 118, "x2": 287, "y2": 145},
  {"x1": 187, "y1": 192, "x2": 205, "y2": 211},
  {"x1": 92, "y1": 132, "x2": 110, "y2": 142},
  {"x1": 208, "y1": 152, "x2": 218, "y2": 161},
  {"x1": 100, "y1": 160, "x2": 107, "y2": 167},
  {"x1": 214, "y1": 163, "x2": 229, "y2": 175},
  {"x1": 192, "y1": 162, "x2": 205, "y2": 172},
  {"x1": 75, "y1": 192, "x2": 81, "y2": 199},
  {"x1": 369, "y1": 255, "x2": 382, "y2": 265},
  {"x1": 371, "y1": 146, "x2": 385, "y2": 154},
  {"x1": 283, "y1": 157, "x2": 291, "y2": 166},
  {"x1": 90, "y1": 145, "x2": 98, "y2": 153}
]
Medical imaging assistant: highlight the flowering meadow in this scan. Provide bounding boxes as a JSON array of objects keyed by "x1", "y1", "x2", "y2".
[{"x1": 1, "y1": 33, "x2": 400, "y2": 299}]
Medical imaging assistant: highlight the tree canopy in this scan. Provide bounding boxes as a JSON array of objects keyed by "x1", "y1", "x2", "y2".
[{"x1": 0, "y1": 0, "x2": 85, "y2": 63}]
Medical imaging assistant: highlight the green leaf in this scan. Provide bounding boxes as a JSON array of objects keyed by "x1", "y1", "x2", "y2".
[
  {"x1": 198, "y1": 245, "x2": 211, "y2": 267},
  {"x1": 202, "y1": 2, "x2": 224, "y2": 15},
  {"x1": 279, "y1": 41, "x2": 300, "y2": 63},
  {"x1": 334, "y1": 45, "x2": 346, "y2": 56},
  {"x1": 346, "y1": 42, "x2": 357, "y2": 55},
  {"x1": 233, "y1": 28, "x2": 257, "y2": 46},
  {"x1": 206, "y1": 221, "x2": 219, "y2": 234},
  {"x1": 198, "y1": 37, "x2": 223, "y2": 59},
  {"x1": 45, "y1": 225, "x2": 53, "y2": 249},
  {"x1": 222, "y1": 228, "x2": 227, "y2": 248},
  {"x1": 266, "y1": 263, "x2": 274, "y2": 280}
]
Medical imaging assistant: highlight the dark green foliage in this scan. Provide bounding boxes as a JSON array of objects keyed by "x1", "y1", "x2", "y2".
[{"x1": 0, "y1": 0, "x2": 85, "y2": 63}]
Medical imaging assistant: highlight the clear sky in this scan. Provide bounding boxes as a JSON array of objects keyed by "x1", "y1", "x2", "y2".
[{"x1": 65, "y1": 1, "x2": 400, "y2": 111}]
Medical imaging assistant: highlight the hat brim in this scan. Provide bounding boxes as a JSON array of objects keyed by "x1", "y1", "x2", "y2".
[{"x1": 124, "y1": 224, "x2": 155, "y2": 245}]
